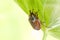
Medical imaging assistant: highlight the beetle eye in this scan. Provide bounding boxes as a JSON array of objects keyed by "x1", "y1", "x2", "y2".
[
  {"x1": 31, "y1": 15, "x2": 35, "y2": 20},
  {"x1": 31, "y1": 17, "x2": 34, "y2": 20},
  {"x1": 31, "y1": 15, "x2": 36, "y2": 22}
]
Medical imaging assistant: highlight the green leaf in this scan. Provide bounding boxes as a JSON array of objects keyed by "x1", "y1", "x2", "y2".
[
  {"x1": 15, "y1": 0, "x2": 57, "y2": 28},
  {"x1": 15, "y1": 0, "x2": 60, "y2": 40},
  {"x1": 47, "y1": 25, "x2": 60, "y2": 40}
]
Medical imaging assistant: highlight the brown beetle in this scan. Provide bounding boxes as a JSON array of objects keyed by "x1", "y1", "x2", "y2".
[{"x1": 29, "y1": 10, "x2": 41, "y2": 30}]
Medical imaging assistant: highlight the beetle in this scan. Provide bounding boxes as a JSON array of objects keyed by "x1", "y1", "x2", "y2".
[{"x1": 29, "y1": 10, "x2": 41, "y2": 30}]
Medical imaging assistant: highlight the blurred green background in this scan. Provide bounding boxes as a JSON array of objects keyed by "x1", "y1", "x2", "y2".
[
  {"x1": 0, "y1": 0, "x2": 43, "y2": 40},
  {"x1": 0, "y1": 0, "x2": 60, "y2": 40}
]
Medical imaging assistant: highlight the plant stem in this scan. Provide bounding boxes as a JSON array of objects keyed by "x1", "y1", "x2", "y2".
[{"x1": 42, "y1": 31, "x2": 47, "y2": 40}]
